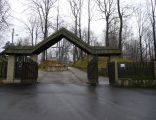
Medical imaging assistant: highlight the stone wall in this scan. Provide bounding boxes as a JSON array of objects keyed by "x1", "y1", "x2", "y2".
[{"x1": 116, "y1": 79, "x2": 156, "y2": 87}]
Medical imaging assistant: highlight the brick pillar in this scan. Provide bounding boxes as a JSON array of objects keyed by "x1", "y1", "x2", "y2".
[
  {"x1": 6, "y1": 55, "x2": 15, "y2": 83},
  {"x1": 30, "y1": 54, "x2": 38, "y2": 62}
]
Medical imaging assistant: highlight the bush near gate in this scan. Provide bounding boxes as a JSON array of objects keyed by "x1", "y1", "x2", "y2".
[{"x1": 72, "y1": 57, "x2": 132, "y2": 77}]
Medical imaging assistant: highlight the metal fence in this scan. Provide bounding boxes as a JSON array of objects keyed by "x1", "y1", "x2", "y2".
[
  {"x1": 0, "y1": 61, "x2": 7, "y2": 79},
  {"x1": 15, "y1": 56, "x2": 38, "y2": 82},
  {"x1": 117, "y1": 62, "x2": 154, "y2": 80},
  {"x1": 21, "y1": 62, "x2": 38, "y2": 81}
]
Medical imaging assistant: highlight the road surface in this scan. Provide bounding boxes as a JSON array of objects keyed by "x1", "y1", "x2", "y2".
[
  {"x1": 38, "y1": 67, "x2": 109, "y2": 85},
  {"x1": 0, "y1": 67, "x2": 156, "y2": 120}
]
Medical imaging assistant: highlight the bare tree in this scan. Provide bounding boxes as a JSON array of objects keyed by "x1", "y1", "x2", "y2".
[
  {"x1": 146, "y1": 29, "x2": 154, "y2": 60},
  {"x1": 59, "y1": 39, "x2": 71, "y2": 63},
  {"x1": 0, "y1": 0, "x2": 10, "y2": 32},
  {"x1": 69, "y1": 0, "x2": 80, "y2": 35},
  {"x1": 146, "y1": 0, "x2": 156, "y2": 60},
  {"x1": 78, "y1": 0, "x2": 83, "y2": 39},
  {"x1": 87, "y1": 0, "x2": 95, "y2": 45},
  {"x1": 88, "y1": 0, "x2": 91, "y2": 45},
  {"x1": 96, "y1": 0, "x2": 116, "y2": 46},
  {"x1": 24, "y1": 16, "x2": 40, "y2": 46},
  {"x1": 81, "y1": 28, "x2": 99, "y2": 46},
  {"x1": 150, "y1": 0, "x2": 156, "y2": 60},
  {"x1": 56, "y1": 0, "x2": 61, "y2": 61},
  {"x1": 68, "y1": 0, "x2": 82, "y2": 61},
  {"x1": 143, "y1": 28, "x2": 152, "y2": 61},
  {"x1": 28, "y1": 0, "x2": 57, "y2": 61},
  {"x1": 109, "y1": 18, "x2": 118, "y2": 47},
  {"x1": 16, "y1": 37, "x2": 31, "y2": 46},
  {"x1": 56, "y1": 0, "x2": 60, "y2": 31},
  {"x1": 117, "y1": 0, "x2": 123, "y2": 51},
  {"x1": 135, "y1": 6, "x2": 147, "y2": 62},
  {"x1": 54, "y1": 0, "x2": 67, "y2": 61},
  {"x1": 125, "y1": 39, "x2": 140, "y2": 61}
]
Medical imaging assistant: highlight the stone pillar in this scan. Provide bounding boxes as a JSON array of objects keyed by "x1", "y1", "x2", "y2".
[
  {"x1": 6, "y1": 55, "x2": 16, "y2": 83},
  {"x1": 30, "y1": 54, "x2": 38, "y2": 62},
  {"x1": 87, "y1": 56, "x2": 99, "y2": 85}
]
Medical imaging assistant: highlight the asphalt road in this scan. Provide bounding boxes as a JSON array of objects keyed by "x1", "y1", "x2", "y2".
[
  {"x1": 38, "y1": 67, "x2": 109, "y2": 85},
  {"x1": 0, "y1": 68, "x2": 156, "y2": 120}
]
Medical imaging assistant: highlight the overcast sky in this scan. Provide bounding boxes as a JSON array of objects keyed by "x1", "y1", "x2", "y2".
[{"x1": 5, "y1": 0, "x2": 142, "y2": 45}]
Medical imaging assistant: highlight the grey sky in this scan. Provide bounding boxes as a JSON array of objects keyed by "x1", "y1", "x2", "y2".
[{"x1": 6, "y1": 0, "x2": 142, "y2": 45}]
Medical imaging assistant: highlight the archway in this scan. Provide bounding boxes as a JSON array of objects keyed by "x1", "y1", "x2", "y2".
[{"x1": 2, "y1": 28, "x2": 121, "y2": 84}]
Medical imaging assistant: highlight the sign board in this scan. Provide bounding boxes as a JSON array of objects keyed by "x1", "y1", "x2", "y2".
[{"x1": 120, "y1": 64, "x2": 125, "y2": 68}]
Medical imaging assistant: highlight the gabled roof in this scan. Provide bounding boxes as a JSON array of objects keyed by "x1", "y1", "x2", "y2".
[
  {"x1": 2, "y1": 46, "x2": 34, "y2": 55},
  {"x1": 2, "y1": 28, "x2": 121, "y2": 56}
]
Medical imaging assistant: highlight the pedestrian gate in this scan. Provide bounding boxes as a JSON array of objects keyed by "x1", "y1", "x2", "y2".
[
  {"x1": 108, "y1": 62, "x2": 115, "y2": 85},
  {"x1": 15, "y1": 56, "x2": 38, "y2": 83}
]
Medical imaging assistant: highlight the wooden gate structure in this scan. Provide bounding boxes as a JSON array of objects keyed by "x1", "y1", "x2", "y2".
[
  {"x1": 108, "y1": 62, "x2": 116, "y2": 85},
  {"x1": 0, "y1": 60, "x2": 7, "y2": 80},
  {"x1": 1, "y1": 28, "x2": 121, "y2": 84},
  {"x1": 15, "y1": 56, "x2": 38, "y2": 83},
  {"x1": 107, "y1": 61, "x2": 156, "y2": 87}
]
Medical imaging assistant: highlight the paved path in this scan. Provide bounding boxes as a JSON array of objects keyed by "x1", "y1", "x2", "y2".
[{"x1": 38, "y1": 67, "x2": 109, "y2": 85}]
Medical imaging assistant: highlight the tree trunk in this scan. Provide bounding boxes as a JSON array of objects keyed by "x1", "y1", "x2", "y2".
[
  {"x1": 151, "y1": 0, "x2": 156, "y2": 60},
  {"x1": 152, "y1": 15, "x2": 156, "y2": 60},
  {"x1": 117, "y1": 0, "x2": 123, "y2": 51},
  {"x1": 139, "y1": 35, "x2": 143, "y2": 62},
  {"x1": 31, "y1": 28, "x2": 34, "y2": 46},
  {"x1": 105, "y1": 17, "x2": 109, "y2": 46},
  {"x1": 88, "y1": 0, "x2": 90, "y2": 45},
  {"x1": 35, "y1": 29, "x2": 38, "y2": 45},
  {"x1": 148, "y1": 38, "x2": 152, "y2": 61},
  {"x1": 41, "y1": 14, "x2": 48, "y2": 62},
  {"x1": 79, "y1": 0, "x2": 82, "y2": 59},
  {"x1": 73, "y1": 17, "x2": 78, "y2": 62}
]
